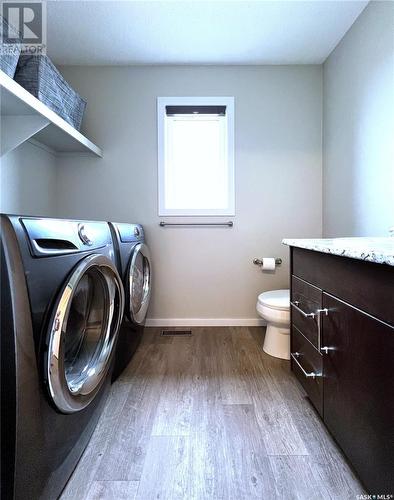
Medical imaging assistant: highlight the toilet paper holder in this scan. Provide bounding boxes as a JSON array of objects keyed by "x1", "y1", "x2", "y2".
[{"x1": 253, "y1": 258, "x2": 282, "y2": 266}]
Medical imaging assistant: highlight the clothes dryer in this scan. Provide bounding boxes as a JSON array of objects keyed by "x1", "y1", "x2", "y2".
[{"x1": 108, "y1": 223, "x2": 151, "y2": 381}]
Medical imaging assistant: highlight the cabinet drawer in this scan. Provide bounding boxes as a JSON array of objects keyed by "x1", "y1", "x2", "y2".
[
  {"x1": 292, "y1": 247, "x2": 394, "y2": 326},
  {"x1": 291, "y1": 326, "x2": 323, "y2": 416},
  {"x1": 291, "y1": 276, "x2": 322, "y2": 348}
]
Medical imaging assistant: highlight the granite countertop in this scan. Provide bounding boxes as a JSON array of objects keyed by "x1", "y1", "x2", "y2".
[{"x1": 282, "y1": 237, "x2": 394, "y2": 266}]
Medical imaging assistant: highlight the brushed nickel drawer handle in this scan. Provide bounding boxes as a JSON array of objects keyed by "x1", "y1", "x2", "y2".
[
  {"x1": 291, "y1": 301, "x2": 316, "y2": 318},
  {"x1": 317, "y1": 308, "x2": 329, "y2": 352},
  {"x1": 291, "y1": 352, "x2": 320, "y2": 379}
]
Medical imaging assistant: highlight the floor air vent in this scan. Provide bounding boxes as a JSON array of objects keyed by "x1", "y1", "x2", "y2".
[{"x1": 161, "y1": 329, "x2": 192, "y2": 337}]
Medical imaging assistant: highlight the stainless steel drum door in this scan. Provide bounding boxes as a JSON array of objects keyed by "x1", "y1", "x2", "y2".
[
  {"x1": 127, "y1": 243, "x2": 152, "y2": 324},
  {"x1": 47, "y1": 254, "x2": 124, "y2": 413}
]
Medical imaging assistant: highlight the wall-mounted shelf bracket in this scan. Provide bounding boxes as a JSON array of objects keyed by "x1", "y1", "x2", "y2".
[{"x1": 1, "y1": 115, "x2": 50, "y2": 157}]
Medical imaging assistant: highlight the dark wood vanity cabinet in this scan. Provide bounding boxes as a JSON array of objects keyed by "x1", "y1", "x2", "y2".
[{"x1": 289, "y1": 247, "x2": 394, "y2": 494}]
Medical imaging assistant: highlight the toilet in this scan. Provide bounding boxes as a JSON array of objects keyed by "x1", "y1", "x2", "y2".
[{"x1": 256, "y1": 289, "x2": 290, "y2": 360}]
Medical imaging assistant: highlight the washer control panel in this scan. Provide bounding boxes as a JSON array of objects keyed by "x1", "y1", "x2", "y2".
[
  {"x1": 21, "y1": 218, "x2": 111, "y2": 256},
  {"x1": 78, "y1": 224, "x2": 94, "y2": 246}
]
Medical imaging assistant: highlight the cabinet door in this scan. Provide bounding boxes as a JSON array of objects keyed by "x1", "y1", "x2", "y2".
[{"x1": 322, "y1": 293, "x2": 394, "y2": 493}]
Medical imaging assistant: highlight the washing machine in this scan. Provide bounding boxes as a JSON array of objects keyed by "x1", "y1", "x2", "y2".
[
  {"x1": 0, "y1": 215, "x2": 124, "y2": 500},
  {"x1": 108, "y1": 223, "x2": 152, "y2": 381}
]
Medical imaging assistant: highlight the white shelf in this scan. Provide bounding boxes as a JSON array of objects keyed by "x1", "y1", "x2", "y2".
[{"x1": 0, "y1": 70, "x2": 102, "y2": 157}]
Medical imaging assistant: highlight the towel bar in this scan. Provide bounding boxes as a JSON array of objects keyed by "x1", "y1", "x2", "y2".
[{"x1": 159, "y1": 221, "x2": 233, "y2": 227}]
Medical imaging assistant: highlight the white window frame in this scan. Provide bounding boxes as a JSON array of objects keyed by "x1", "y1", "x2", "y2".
[{"x1": 157, "y1": 96, "x2": 235, "y2": 217}]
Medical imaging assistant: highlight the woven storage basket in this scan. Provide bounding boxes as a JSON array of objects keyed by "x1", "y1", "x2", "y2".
[{"x1": 14, "y1": 55, "x2": 87, "y2": 131}]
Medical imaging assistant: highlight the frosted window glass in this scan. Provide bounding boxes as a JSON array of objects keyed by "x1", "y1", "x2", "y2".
[{"x1": 164, "y1": 116, "x2": 228, "y2": 210}]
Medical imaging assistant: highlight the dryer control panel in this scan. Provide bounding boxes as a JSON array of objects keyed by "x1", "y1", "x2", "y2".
[{"x1": 116, "y1": 223, "x2": 144, "y2": 243}]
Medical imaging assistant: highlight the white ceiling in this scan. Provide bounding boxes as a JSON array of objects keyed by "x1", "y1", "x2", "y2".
[{"x1": 47, "y1": 1, "x2": 368, "y2": 66}]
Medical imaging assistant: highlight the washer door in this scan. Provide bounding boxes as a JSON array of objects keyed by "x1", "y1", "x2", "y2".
[
  {"x1": 127, "y1": 243, "x2": 152, "y2": 324},
  {"x1": 47, "y1": 254, "x2": 124, "y2": 413}
]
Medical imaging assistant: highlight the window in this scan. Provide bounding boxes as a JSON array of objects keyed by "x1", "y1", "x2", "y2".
[{"x1": 158, "y1": 97, "x2": 235, "y2": 216}]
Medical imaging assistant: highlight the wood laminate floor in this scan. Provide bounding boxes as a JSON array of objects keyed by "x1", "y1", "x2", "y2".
[{"x1": 61, "y1": 327, "x2": 364, "y2": 500}]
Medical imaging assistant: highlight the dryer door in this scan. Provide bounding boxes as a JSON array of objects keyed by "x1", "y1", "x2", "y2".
[
  {"x1": 46, "y1": 254, "x2": 124, "y2": 413},
  {"x1": 127, "y1": 243, "x2": 152, "y2": 324}
]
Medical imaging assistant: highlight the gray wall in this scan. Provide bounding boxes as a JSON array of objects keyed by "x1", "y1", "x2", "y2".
[
  {"x1": 56, "y1": 66, "x2": 323, "y2": 324},
  {"x1": 323, "y1": 1, "x2": 394, "y2": 237},
  {"x1": 0, "y1": 141, "x2": 57, "y2": 216}
]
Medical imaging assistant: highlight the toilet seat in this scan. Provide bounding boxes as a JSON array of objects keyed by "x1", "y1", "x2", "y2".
[{"x1": 258, "y1": 289, "x2": 290, "y2": 311}]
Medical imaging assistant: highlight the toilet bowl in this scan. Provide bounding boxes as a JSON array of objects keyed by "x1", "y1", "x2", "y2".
[{"x1": 256, "y1": 289, "x2": 290, "y2": 360}]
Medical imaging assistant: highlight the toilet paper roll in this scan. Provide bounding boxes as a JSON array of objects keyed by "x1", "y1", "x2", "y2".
[{"x1": 261, "y1": 258, "x2": 276, "y2": 271}]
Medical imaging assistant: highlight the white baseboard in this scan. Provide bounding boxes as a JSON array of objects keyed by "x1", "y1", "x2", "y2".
[{"x1": 145, "y1": 318, "x2": 266, "y2": 327}]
